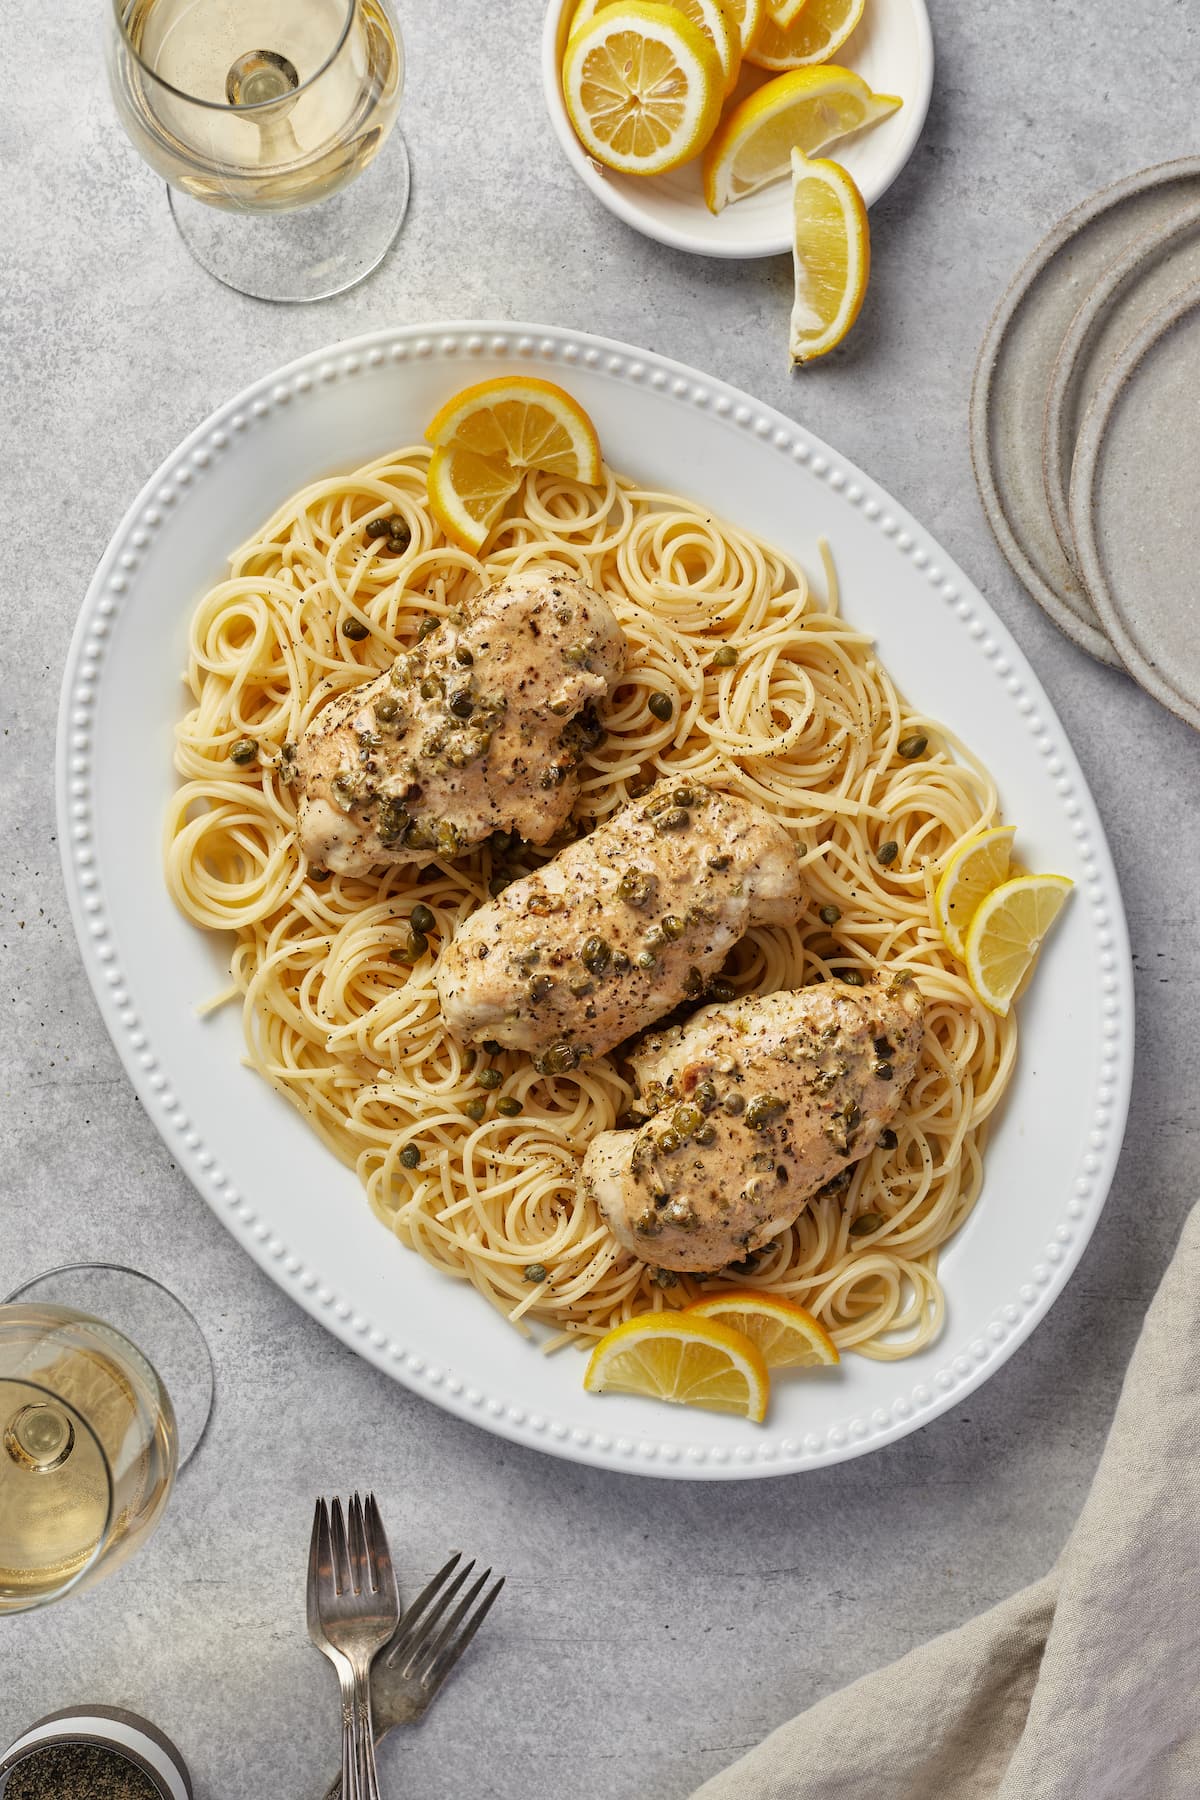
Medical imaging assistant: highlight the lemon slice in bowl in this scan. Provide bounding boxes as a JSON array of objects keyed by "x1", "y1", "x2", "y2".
[
  {"x1": 686, "y1": 1291, "x2": 839, "y2": 1369},
  {"x1": 789, "y1": 149, "x2": 870, "y2": 365},
  {"x1": 702, "y1": 65, "x2": 901, "y2": 212},
  {"x1": 583, "y1": 1313, "x2": 770, "y2": 1420},
  {"x1": 719, "y1": 0, "x2": 765, "y2": 56},
  {"x1": 562, "y1": 1, "x2": 725, "y2": 177},
  {"x1": 426, "y1": 375, "x2": 602, "y2": 483},
  {"x1": 569, "y1": 0, "x2": 742, "y2": 95},
  {"x1": 748, "y1": 0, "x2": 866, "y2": 70},
  {"x1": 964, "y1": 874, "x2": 1074, "y2": 1017},
  {"x1": 933, "y1": 825, "x2": 1017, "y2": 960}
]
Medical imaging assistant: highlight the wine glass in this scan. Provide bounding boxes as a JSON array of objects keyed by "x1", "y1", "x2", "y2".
[
  {"x1": 105, "y1": 0, "x2": 408, "y2": 302},
  {"x1": 0, "y1": 1267, "x2": 213, "y2": 1614}
]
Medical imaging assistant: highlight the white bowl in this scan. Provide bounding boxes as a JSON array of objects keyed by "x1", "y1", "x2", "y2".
[{"x1": 541, "y1": 0, "x2": 934, "y2": 258}]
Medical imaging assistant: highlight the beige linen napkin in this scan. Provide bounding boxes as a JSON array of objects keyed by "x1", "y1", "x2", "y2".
[{"x1": 694, "y1": 1204, "x2": 1200, "y2": 1800}]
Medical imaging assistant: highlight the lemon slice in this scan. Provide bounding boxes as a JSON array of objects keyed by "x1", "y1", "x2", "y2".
[
  {"x1": 583, "y1": 1312, "x2": 770, "y2": 1420},
  {"x1": 686, "y1": 1291, "x2": 839, "y2": 1369},
  {"x1": 749, "y1": 0, "x2": 866, "y2": 69},
  {"x1": 702, "y1": 65, "x2": 901, "y2": 212},
  {"x1": 721, "y1": 0, "x2": 766, "y2": 56},
  {"x1": 789, "y1": 149, "x2": 870, "y2": 365},
  {"x1": 426, "y1": 375, "x2": 602, "y2": 484},
  {"x1": 964, "y1": 874, "x2": 1073, "y2": 1017},
  {"x1": 426, "y1": 446, "x2": 522, "y2": 554},
  {"x1": 933, "y1": 825, "x2": 1017, "y2": 961},
  {"x1": 563, "y1": 2, "x2": 725, "y2": 176},
  {"x1": 570, "y1": 0, "x2": 742, "y2": 94}
]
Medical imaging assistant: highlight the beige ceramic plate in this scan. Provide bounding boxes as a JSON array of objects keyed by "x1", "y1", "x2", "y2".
[
  {"x1": 970, "y1": 157, "x2": 1200, "y2": 669},
  {"x1": 1069, "y1": 280, "x2": 1200, "y2": 732}
]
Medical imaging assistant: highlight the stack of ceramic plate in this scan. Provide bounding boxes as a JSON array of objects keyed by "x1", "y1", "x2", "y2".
[{"x1": 971, "y1": 157, "x2": 1200, "y2": 732}]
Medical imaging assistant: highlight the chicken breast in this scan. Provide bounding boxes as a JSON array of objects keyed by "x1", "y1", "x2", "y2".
[
  {"x1": 293, "y1": 570, "x2": 626, "y2": 875},
  {"x1": 434, "y1": 783, "x2": 804, "y2": 1068},
  {"x1": 581, "y1": 973, "x2": 925, "y2": 1271}
]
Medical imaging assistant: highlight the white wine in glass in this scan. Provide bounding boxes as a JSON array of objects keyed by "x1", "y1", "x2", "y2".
[
  {"x1": 0, "y1": 1304, "x2": 176, "y2": 1612},
  {"x1": 106, "y1": 0, "x2": 407, "y2": 301}
]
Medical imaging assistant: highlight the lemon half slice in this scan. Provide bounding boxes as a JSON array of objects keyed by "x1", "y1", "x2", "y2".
[
  {"x1": 933, "y1": 825, "x2": 1017, "y2": 961},
  {"x1": 702, "y1": 65, "x2": 901, "y2": 212},
  {"x1": 583, "y1": 1312, "x2": 770, "y2": 1420},
  {"x1": 425, "y1": 375, "x2": 602, "y2": 484},
  {"x1": 749, "y1": 0, "x2": 866, "y2": 70},
  {"x1": 563, "y1": 2, "x2": 725, "y2": 176},
  {"x1": 789, "y1": 149, "x2": 870, "y2": 365},
  {"x1": 964, "y1": 874, "x2": 1074, "y2": 1017},
  {"x1": 686, "y1": 1291, "x2": 840, "y2": 1369}
]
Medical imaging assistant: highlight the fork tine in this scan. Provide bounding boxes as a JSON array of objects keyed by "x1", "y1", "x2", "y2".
[
  {"x1": 306, "y1": 1498, "x2": 328, "y2": 1639},
  {"x1": 420, "y1": 1573, "x2": 505, "y2": 1695},
  {"x1": 382, "y1": 1552, "x2": 462, "y2": 1668},
  {"x1": 413, "y1": 1566, "x2": 491, "y2": 1678},
  {"x1": 391, "y1": 1560, "x2": 476, "y2": 1673},
  {"x1": 329, "y1": 1495, "x2": 351, "y2": 1597},
  {"x1": 364, "y1": 1493, "x2": 396, "y2": 1606},
  {"x1": 347, "y1": 1492, "x2": 369, "y2": 1597}
]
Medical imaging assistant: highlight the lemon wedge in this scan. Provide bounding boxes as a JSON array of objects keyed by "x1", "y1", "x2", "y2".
[
  {"x1": 933, "y1": 825, "x2": 1017, "y2": 961},
  {"x1": 424, "y1": 376, "x2": 604, "y2": 553},
  {"x1": 702, "y1": 65, "x2": 901, "y2": 212},
  {"x1": 748, "y1": 0, "x2": 866, "y2": 69},
  {"x1": 583, "y1": 1312, "x2": 770, "y2": 1420},
  {"x1": 964, "y1": 874, "x2": 1074, "y2": 1017},
  {"x1": 686, "y1": 1291, "x2": 839, "y2": 1369},
  {"x1": 563, "y1": 1, "x2": 725, "y2": 176},
  {"x1": 789, "y1": 149, "x2": 870, "y2": 365}
]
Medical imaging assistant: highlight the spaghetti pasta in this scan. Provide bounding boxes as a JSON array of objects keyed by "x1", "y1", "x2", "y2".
[{"x1": 166, "y1": 447, "x2": 1015, "y2": 1359}]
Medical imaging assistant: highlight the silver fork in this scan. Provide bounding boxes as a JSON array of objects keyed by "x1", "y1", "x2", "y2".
[
  {"x1": 308, "y1": 1497, "x2": 364, "y2": 1800},
  {"x1": 322, "y1": 1549, "x2": 505, "y2": 1800},
  {"x1": 311, "y1": 1494, "x2": 401, "y2": 1800}
]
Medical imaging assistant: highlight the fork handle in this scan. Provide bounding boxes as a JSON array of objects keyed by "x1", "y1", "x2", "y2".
[
  {"x1": 336, "y1": 1660, "x2": 363, "y2": 1800},
  {"x1": 353, "y1": 1662, "x2": 383, "y2": 1800}
]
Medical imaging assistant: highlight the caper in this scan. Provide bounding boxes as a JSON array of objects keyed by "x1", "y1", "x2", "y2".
[
  {"x1": 841, "y1": 968, "x2": 866, "y2": 987},
  {"x1": 228, "y1": 736, "x2": 258, "y2": 765},
  {"x1": 611, "y1": 950, "x2": 631, "y2": 974},
  {"x1": 375, "y1": 695, "x2": 401, "y2": 724},
  {"x1": 419, "y1": 676, "x2": 444, "y2": 700},
  {"x1": 407, "y1": 903, "x2": 434, "y2": 936},
  {"x1": 657, "y1": 915, "x2": 684, "y2": 941},
  {"x1": 657, "y1": 1129, "x2": 681, "y2": 1155},
  {"x1": 874, "y1": 1061, "x2": 894, "y2": 1081},
  {"x1": 707, "y1": 853, "x2": 733, "y2": 871},
  {"x1": 672, "y1": 787, "x2": 697, "y2": 808},
  {"x1": 529, "y1": 974, "x2": 554, "y2": 1002},
  {"x1": 309, "y1": 868, "x2": 330, "y2": 883},
  {"x1": 342, "y1": 617, "x2": 370, "y2": 641},
  {"x1": 636, "y1": 951, "x2": 657, "y2": 970},
  {"x1": 635, "y1": 1211, "x2": 663, "y2": 1237},
  {"x1": 682, "y1": 967, "x2": 705, "y2": 998},
  {"x1": 541, "y1": 1043, "x2": 580, "y2": 1075},
  {"x1": 654, "y1": 808, "x2": 690, "y2": 834},
  {"x1": 643, "y1": 926, "x2": 667, "y2": 953},
  {"x1": 617, "y1": 868, "x2": 655, "y2": 909},
  {"x1": 663, "y1": 1197, "x2": 696, "y2": 1229},
  {"x1": 524, "y1": 1263, "x2": 548, "y2": 1283},
  {"x1": 898, "y1": 733, "x2": 928, "y2": 760},
  {"x1": 648, "y1": 692, "x2": 674, "y2": 722},
  {"x1": 877, "y1": 840, "x2": 899, "y2": 866},
  {"x1": 723, "y1": 1092, "x2": 745, "y2": 1116},
  {"x1": 581, "y1": 935, "x2": 611, "y2": 974},
  {"x1": 744, "y1": 1093, "x2": 786, "y2": 1130},
  {"x1": 496, "y1": 1096, "x2": 523, "y2": 1117},
  {"x1": 435, "y1": 821, "x2": 460, "y2": 858},
  {"x1": 399, "y1": 1144, "x2": 421, "y2": 1169},
  {"x1": 693, "y1": 1122, "x2": 718, "y2": 1146},
  {"x1": 709, "y1": 978, "x2": 736, "y2": 1004},
  {"x1": 694, "y1": 1078, "x2": 717, "y2": 1112},
  {"x1": 416, "y1": 617, "x2": 440, "y2": 641},
  {"x1": 562, "y1": 642, "x2": 591, "y2": 667},
  {"x1": 850, "y1": 1212, "x2": 884, "y2": 1237},
  {"x1": 673, "y1": 1105, "x2": 703, "y2": 1138},
  {"x1": 477, "y1": 1067, "x2": 503, "y2": 1090},
  {"x1": 878, "y1": 1126, "x2": 899, "y2": 1150},
  {"x1": 455, "y1": 645, "x2": 474, "y2": 666},
  {"x1": 448, "y1": 689, "x2": 475, "y2": 719},
  {"x1": 819, "y1": 903, "x2": 842, "y2": 925},
  {"x1": 464, "y1": 1098, "x2": 487, "y2": 1122},
  {"x1": 710, "y1": 646, "x2": 739, "y2": 668},
  {"x1": 405, "y1": 928, "x2": 429, "y2": 959}
]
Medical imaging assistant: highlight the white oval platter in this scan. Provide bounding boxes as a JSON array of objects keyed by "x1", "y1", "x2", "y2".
[{"x1": 58, "y1": 322, "x2": 1132, "y2": 1479}]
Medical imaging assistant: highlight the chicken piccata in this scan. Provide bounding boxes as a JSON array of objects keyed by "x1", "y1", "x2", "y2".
[
  {"x1": 293, "y1": 569, "x2": 626, "y2": 875},
  {"x1": 582, "y1": 973, "x2": 925, "y2": 1271}
]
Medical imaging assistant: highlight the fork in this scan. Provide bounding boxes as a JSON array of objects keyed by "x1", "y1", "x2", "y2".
[
  {"x1": 322, "y1": 1549, "x2": 505, "y2": 1800},
  {"x1": 310, "y1": 1494, "x2": 401, "y2": 1800},
  {"x1": 308, "y1": 1497, "x2": 365, "y2": 1800}
]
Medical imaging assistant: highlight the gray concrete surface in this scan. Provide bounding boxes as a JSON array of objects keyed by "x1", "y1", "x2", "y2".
[{"x1": 3, "y1": 2, "x2": 1199, "y2": 1795}]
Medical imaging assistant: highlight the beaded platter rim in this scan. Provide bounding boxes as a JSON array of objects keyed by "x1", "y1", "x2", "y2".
[{"x1": 57, "y1": 321, "x2": 1133, "y2": 1479}]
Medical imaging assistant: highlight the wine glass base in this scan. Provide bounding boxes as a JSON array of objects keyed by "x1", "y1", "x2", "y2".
[
  {"x1": 166, "y1": 127, "x2": 411, "y2": 303},
  {"x1": 4, "y1": 1267, "x2": 214, "y2": 1468}
]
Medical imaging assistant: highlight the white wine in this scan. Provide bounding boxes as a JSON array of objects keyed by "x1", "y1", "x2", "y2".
[
  {"x1": 110, "y1": 0, "x2": 404, "y2": 213},
  {"x1": 0, "y1": 1307, "x2": 176, "y2": 1612}
]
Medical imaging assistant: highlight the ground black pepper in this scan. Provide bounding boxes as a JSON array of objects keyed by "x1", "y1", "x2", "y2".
[{"x1": 6, "y1": 1743, "x2": 162, "y2": 1799}]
